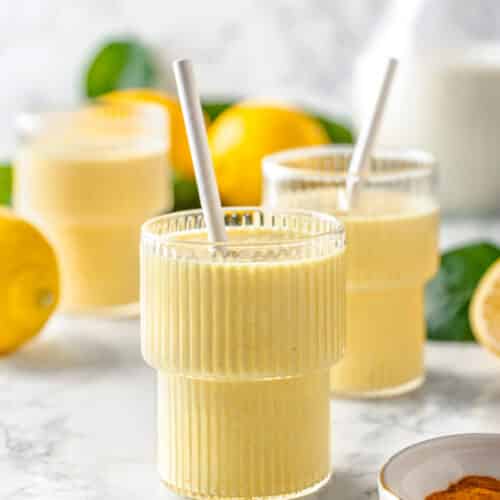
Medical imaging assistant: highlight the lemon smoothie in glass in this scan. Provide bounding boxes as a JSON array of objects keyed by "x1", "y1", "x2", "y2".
[
  {"x1": 263, "y1": 146, "x2": 439, "y2": 397},
  {"x1": 14, "y1": 102, "x2": 172, "y2": 316},
  {"x1": 141, "y1": 208, "x2": 346, "y2": 499}
]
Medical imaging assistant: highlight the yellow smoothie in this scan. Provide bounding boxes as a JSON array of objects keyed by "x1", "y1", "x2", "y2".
[
  {"x1": 158, "y1": 372, "x2": 330, "y2": 499},
  {"x1": 142, "y1": 227, "x2": 345, "y2": 378},
  {"x1": 331, "y1": 191, "x2": 439, "y2": 395},
  {"x1": 15, "y1": 107, "x2": 171, "y2": 313},
  {"x1": 141, "y1": 223, "x2": 345, "y2": 498},
  {"x1": 268, "y1": 188, "x2": 439, "y2": 396}
]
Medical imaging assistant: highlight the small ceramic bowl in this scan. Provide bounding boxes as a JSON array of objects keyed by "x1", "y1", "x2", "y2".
[{"x1": 378, "y1": 433, "x2": 500, "y2": 499}]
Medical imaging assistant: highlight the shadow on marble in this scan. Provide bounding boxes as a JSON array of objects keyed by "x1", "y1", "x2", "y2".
[
  {"x1": 154, "y1": 471, "x2": 374, "y2": 500},
  {"x1": 100, "y1": 464, "x2": 373, "y2": 500},
  {"x1": 6, "y1": 335, "x2": 121, "y2": 375},
  {"x1": 333, "y1": 368, "x2": 500, "y2": 408},
  {"x1": 5, "y1": 315, "x2": 144, "y2": 375},
  {"x1": 317, "y1": 469, "x2": 375, "y2": 500},
  {"x1": 419, "y1": 368, "x2": 500, "y2": 407}
]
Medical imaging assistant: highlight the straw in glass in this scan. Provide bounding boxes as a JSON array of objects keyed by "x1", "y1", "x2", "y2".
[
  {"x1": 341, "y1": 57, "x2": 398, "y2": 210},
  {"x1": 173, "y1": 59, "x2": 227, "y2": 243}
]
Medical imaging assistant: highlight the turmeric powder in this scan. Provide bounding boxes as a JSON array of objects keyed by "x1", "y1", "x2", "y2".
[{"x1": 426, "y1": 475, "x2": 500, "y2": 499}]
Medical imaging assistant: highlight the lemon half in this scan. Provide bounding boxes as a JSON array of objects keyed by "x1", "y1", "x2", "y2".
[{"x1": 470, "y1": 258, "x2": 500, "y2": 356}]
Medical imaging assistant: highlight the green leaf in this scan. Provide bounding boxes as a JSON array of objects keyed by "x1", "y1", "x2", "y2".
[
  {"x1": 426, "y1": 241, "x2": 500, "y2": 341},
  {"x1": 0, "y1": 162, "x2": 12, "y2": 206},
  {"x1": 202, "y1": 101, "x2": 235, "y2": 121},
  {"x1": 309, "y1": 112, "x2": 355, "y2": 144},
  {"x1": 173, "y1": 171, "x2": 201, "y2": 211},
  {"x1": 84, "y1": 38, "x2": 156, "y2": 98}
]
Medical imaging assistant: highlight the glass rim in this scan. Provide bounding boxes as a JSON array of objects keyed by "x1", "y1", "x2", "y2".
[
  {"x1": 141, "y1": 206, "x2": 345, "y2": 249},
  {"x1": 15, "y1": 100, "x2": 167, "y2": 138},
  {"x1": 262, "y1": 145, "x2": 436, "y2": 183}
]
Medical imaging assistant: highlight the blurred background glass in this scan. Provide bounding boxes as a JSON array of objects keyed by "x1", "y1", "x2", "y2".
[
  {"x1": 2, "y1": 0, "x2": 500, "y2": 218},
  {"x1": 354, "y1": 0, "x2": 500, "y2": 215},
  {"x1": 14, "y1": 102, "x2": 171, "y2": 316},
  {"x1": 3, "y1": 0, "x2": 500, "y2": 216}
]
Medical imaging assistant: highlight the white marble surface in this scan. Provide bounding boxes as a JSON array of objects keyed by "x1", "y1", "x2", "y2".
[
  {"x1": 1, "y1": 315, "x2": 499, "y2": 500},
  {"x1": 1, "y1": 219, "x2": 499, "y2": 499}
]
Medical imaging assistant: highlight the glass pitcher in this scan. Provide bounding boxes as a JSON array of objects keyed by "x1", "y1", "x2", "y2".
[{"x1": 353, "y1": 0, "x2": 500, "y2": 215}]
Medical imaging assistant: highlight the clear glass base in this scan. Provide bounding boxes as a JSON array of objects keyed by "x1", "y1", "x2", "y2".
[
  {"x1": 161, "y1": 471, "x2": 332, "y2": 500},
  {"x1": 331, "y1": 375, "x2": 425, "y2": 400}
]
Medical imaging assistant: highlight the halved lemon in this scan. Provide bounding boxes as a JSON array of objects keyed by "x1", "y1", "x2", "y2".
[{"x1": 470, "y1": 258, "x2": 500, "y2": 356}]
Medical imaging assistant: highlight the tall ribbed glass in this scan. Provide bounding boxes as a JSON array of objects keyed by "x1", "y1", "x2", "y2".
[
  {"x1": 262, "y1": 146, "x2": 439, "y2": 398},
  {"x1": 141, "y1": 207, "x2": 346, "y2": 499}
]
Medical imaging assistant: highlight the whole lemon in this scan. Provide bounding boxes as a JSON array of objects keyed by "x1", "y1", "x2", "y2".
[
  {"x1": 208, "y1": 103, "x2": 330, "y2": 205},
  {"x1": 0, "y1": 209, "x2": 59, "y2": 354},
  {"x1": 104, "y1": 89, "x2": 209, "y2": 179}
]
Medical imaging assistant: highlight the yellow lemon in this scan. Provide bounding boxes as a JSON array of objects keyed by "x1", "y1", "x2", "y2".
[
  {"x1": 103, "y1": 89, "x2": 209, "y2": 179},
  {"x1": 0, "y1": 209, "x2": 59, "y2": 354},
  {"x1": 208, "y1": 103, "x2": 330, "y2": 206},
  {"x1": 470, "y1": 258, "x2": 500, "y2": 356}
]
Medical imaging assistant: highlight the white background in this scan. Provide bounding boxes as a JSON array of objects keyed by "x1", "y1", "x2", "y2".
[{"x1": 0, "y1": 0, "x2": 389, "y2": 154}]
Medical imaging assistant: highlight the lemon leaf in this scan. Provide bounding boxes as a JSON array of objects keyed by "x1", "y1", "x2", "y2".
[
  {"x1": 173, "y1": 172, "x2": 201, "y2": 211},
  {"x1": 426, "y1": 241, "x2": 500, "y2": 341},
  {"x1": 202, "y1": 101, "x2": 235, "y2": 121},
  {"x1": 0, "y1": 162, "x2": 12, "y2": 206},
  {"x1": 84, "y1": 38, "x2": 157, "y2": 98},
  {"x1": 310, "y1": 113, "x2": 355, "y2": 144}
]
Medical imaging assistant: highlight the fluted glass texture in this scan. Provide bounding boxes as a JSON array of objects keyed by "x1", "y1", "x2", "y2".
[
  {"x1": 141, "y1": 207, "x2": 346, "y2": 499},
  {"x1": 158, "y1": 372, "x2": 330, "y2": 499},
  {"x1": 262, "y1": 147, "x2": 439, "y2": 397},
  {"x1": 141, "y1": 208, "x2": 346, "y2": 379}
]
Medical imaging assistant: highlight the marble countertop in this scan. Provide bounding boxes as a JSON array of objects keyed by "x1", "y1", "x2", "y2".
[
  {"x1": 1, "y1": 316, "x2": 499, "y2": 500},
  {"x1": 1, "y1": 218, "x2": 500, "y2": 499}
]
